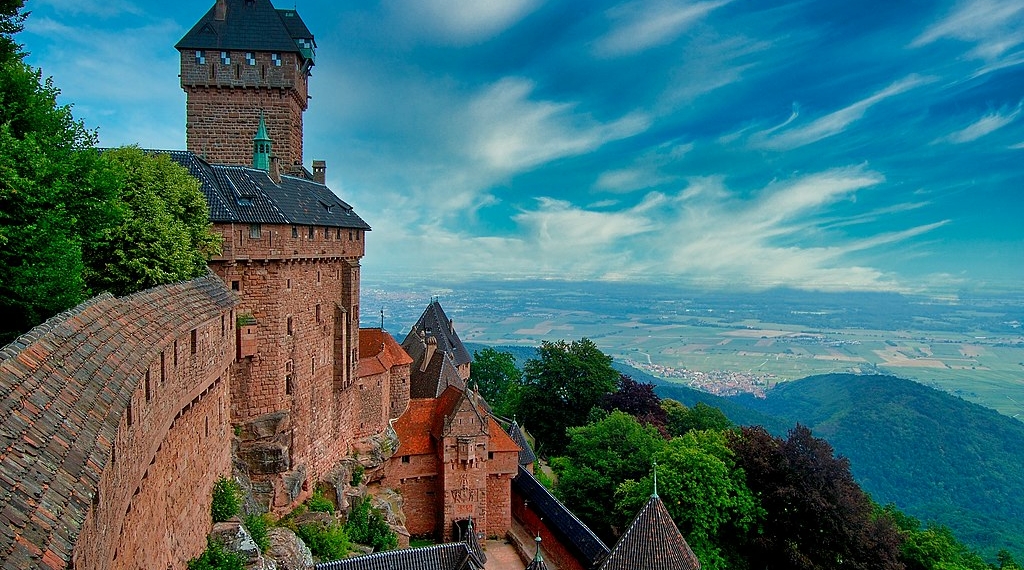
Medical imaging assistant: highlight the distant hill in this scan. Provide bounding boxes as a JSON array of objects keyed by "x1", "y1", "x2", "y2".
[{"x1": 731, "y1": 373, "x2": 1024, "y2": 560}]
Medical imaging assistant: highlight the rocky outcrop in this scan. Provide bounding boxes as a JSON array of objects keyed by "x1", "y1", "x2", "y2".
[{"x1": 265, "y1": 527, "x2": 314, "y2": 570}]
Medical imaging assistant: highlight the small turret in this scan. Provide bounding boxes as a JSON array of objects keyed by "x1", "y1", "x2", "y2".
[{"x1": 253, "y1": 112, "x2": 272, "y2": 171}]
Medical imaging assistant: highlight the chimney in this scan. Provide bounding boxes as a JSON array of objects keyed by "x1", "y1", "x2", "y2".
[
  {"x1": 270, "y1": 155, "x2": 281, "y2": 184},
  {"x1": 215, "y1": 0, "x2": 227, "y2": 20},
  {"x1": 313, "y1": 160, "x2": 326, "y2": 184}
]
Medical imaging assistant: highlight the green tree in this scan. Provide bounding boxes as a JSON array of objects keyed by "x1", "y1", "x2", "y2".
[
  {"x1": 187, "y1": 538, "x2": 246, "y2": 570},
  {"x1": 0, "y1": 59, "x2": 119, "y2": 343},
  {"x1": 553, "y1": 410, "x2": 666, "y2": 543},
  {"x1": 90, "y1": 146, "x2": 219, "y2": 296},
  {"x1": 210, "y1": 476, "x2": 241, "y2": 523},
  {"x1": 0, "y1": 0, "x2": 25, "y2": 65},
  {"x1": 471, "y1": 347, "x2": 523, "y2": 418},
  {"x1": 662, "y1": 400, "x2": 733, "y2": 436},
  {"x1": 615, "y1": 430, "x2": 761, "y2": 570},
  {"x1": 516, "y1": 338, "x2": 619, "y2": 454}
]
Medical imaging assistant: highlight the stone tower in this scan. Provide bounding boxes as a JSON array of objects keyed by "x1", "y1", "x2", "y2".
[{"x1": 176, "y1": 0, "x2": 315, "y2": 168}]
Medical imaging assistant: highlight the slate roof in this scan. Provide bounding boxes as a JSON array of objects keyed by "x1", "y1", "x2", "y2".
[
  {"x1": 176, "y1": 0, "x2": 314, "y2": 57},
  {"x1": 512, "y1": 466, "x2": 610, "y2": 568},
  {"x1": 0, "y1": 273, "x2": 236, "y2": 569},
  {"x1": 164, "y1": 150, "x2": 370, "y2": 229},
  {"x1": 402, "y1": 302, "x2": 471, "y2": 368},
  {"x1": 406, "y1": 343, "x2": 466, "y2": 399},
  {"x1": 315, "y1": 542, "x2": 482, "y2": 570},
  {"x1": 505, "y1": 420, "x2": 537, "y2": 466},
  {"x1": 598, "y1": 495, "x2": 700, "y2": 570},
  {"x1": 356, "y1": 328, "x2": 413, "y2": 378}
]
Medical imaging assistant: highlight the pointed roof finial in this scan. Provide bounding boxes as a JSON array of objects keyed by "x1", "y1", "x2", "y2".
[
  {"x1": 252, "y1": 110, "x2": 272, "y2": 171},
  {"x1": 652, "y1": 460, "x2": 658, "y2": 498},
  {"x1": 534, "y1": 534, "x2": 544, "y2": 562}
]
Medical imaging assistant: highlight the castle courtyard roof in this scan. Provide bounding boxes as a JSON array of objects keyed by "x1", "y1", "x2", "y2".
[
  {"x1": 315, "y1": 541, "x2": 483, "y2": 570},
  {"x1": 393, "y1": 399, "x2": 437, "y2": 457},
  {"x1": 598, "y1": 495, "x2": 700, "y2": 570},
  {"x1": 165, "y1": 150, "x2": 370, "y2": 230},
  {"x1": 402, "y1": 301, "x2": 471, "y2": 369},
  {"x1": 357, "y1": 328, "x2": 412, "y2": 378},
  {"x1": 488, "y1": 418, "x2": 522, "y2": 454}
]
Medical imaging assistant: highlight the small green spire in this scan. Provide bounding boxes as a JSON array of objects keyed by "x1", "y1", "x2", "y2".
[
  {"x1": 653, "y1": 460, "x2": 658, "y2": 498},
  {"x1": 534, "y1": 534, "x2": 544, "y2": 562},
  {"x1": 252, "y1": 111, "x2": 272, "y2": 171}
]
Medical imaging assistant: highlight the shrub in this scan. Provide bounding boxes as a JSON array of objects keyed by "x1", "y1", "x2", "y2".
[
  {"x1": 187, "y1": 538, "x2": 246, "y2": 570},
  {"x1": 345, "y1": 499, "x2": 398, "y2": 552},
  {"x1": 350, "y1": 464, "x2": 365, "y2": 487},
  {"x1": 211, "y1": 476, "x2": 241, "y2": 523},
  {"x1": 295, "y1": 522, "x2": 350, "y2": 562},
  {"x1": 244, "y1": 513, "x2": 271, "y2": 552},
  {"x1": 306, "y1": 488, "x2": 335, "y2": 514}
]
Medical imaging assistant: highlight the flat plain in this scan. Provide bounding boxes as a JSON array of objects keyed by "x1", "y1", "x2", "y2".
[{"x1": 363, "y1": 279, "x2": 1024, "y2": 419}]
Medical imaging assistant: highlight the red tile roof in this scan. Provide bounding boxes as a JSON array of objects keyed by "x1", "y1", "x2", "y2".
[
  {"x1": 393, "y1": 399, "x2": 437, "y2": 456},
  {"x1": 357, "y1": 328, "x2": 412, "y2": 378},
  {"x1": 488, "y1": 418, "x2": 521, "y2": 454}
]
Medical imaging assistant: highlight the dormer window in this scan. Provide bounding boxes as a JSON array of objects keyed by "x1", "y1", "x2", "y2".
[
  {"x1": 271, "y1": 53, "x2": 282, "y2": 66},
  {"x1": 195, "y1": 50, "x2": 205, "y2": 65},
  {"x1": 220, "y1": 51, "x2": 230, "y2": 65}
]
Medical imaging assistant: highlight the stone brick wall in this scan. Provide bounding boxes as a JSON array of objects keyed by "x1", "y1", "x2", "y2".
[
  {"x1": 180, "y1": 50, "x2": 308, "y2": 167},
  {"x1": 0, "y1": 274, "x2": 237, "y2": 569},
  {"x1": 395, "y1": 476, "x2": 440, "y2": 537},
  {"x1": 486, "y1": 474, "x2": 512, "y2": 539}
]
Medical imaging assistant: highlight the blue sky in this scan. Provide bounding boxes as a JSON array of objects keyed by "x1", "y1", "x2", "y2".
[{"x1": 20, "y1": 0, "x2": 1024, "y2": 294}]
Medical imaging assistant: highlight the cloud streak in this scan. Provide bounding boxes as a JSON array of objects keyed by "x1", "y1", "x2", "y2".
[{"x1": 933, "y1": 103, "x2": 1022, "y2": 144}]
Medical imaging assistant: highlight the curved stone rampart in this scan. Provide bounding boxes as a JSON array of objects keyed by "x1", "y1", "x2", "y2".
[{"x1": 0, "y1": 273, "x2": 237, "y2": 569}]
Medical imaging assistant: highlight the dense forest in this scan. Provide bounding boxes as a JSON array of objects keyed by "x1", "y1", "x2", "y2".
[{"x1": 471, "y1": 341, "x2": 1024, "y2": 569}]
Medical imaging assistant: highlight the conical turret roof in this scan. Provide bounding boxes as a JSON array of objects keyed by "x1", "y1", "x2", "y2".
[{"x1": 598, "y1": 495, "x2": 700, "y2": 570}]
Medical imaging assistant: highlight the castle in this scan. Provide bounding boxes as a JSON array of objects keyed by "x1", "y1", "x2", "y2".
[{"x1": 0, "y1": 1, "x2": 699, "y2": 568}]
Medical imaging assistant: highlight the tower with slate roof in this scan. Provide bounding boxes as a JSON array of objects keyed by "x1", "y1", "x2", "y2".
[{"x1": 176, "y1": 0, "x2": 315, "y2": 169}]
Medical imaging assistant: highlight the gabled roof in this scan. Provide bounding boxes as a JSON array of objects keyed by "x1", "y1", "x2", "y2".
[
  {"x1": 406, "y1": 342, "x2": 466, "y2": 399},
  {"x1": 488, "y1": 418, "x2": 521, "y2": 454},
  {"x1": 402, "y1": 301, "x2": 471, "y2": 368},
  {"x1": 434, "y1": 386, "x2": 487, "y2": 439},
  {"x1": 176, "y1": 0, "x2": 314, "y2": 58},
  {"x1": 315, "y1": 542, "x2": 482, "y2": 570},
  {"x1": 512, "y1": 466, "x2": 610, "y2": 568},
  {"x1": 163, "y1": 151, "x2": 370, "y2": 229},
  {"x1": 357, "y1": 328, "x2": 413, "y2": 378},
  {"x1": 393, "y1": 399, "x2": 437, "y2": 456},
  {"x1": 598, "y1": 495, "x2": 700, "y2": 570},
  {"x1": 505, "y1": 420, "x2": 537, "y2": 466}
]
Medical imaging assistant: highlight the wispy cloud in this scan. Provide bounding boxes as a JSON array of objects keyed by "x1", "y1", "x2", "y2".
[
  {"x1": 593, "y1": 140, "x2": 692, "y2": 193},
  {"x1": 749, "y1": 75, "x2": 931, "y2": 150},
  {"x1": 467, "y1": 78, "x2": 650, "y2": 172},
  {"x1": 594, "y1": 0, "x2": 731, "y2": 57},
  {"x1": 933, "y1": 103, "x2": 1023, "y2": 144},
  {"x1": 913, "y1": 0, "x2": 1024, "y2": 63},
  {"x1": 30, "y1": 0, "x2": 144, "y2": 18},
  {"x1": 387, "y1": 0, "x2": 540, "y2": 44}
]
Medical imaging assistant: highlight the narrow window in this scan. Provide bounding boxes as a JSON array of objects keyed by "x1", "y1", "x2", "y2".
[
  {"x1": 221, "y1": 314, "x2": 226, "y2": 337},
  {"x1": 317, "y1": 270, "x2": 321, "y2": 284},
  {"x1": 401, "y1": 456, "x2": 410, "y2": 464},
  {"x1": 488, "y1": 452, "x2": 494, "y2": 460},
  {"x1": 308, "y1": 226, "x2": 314, "y2": 239},
  {"x1": 249, "y1": 224, "x2": 261, "y2": 239},
  {"x1": 349, "y1": 231, "x2": 353, "y2": 240},
  {"x1": 356, "y1": 231, "x2": 361, "y2": 241},
  {"x1": 287, "y1": 316, "x2": 293, "y2": 335},
  {"x1": 292, "y1": 226, "x2": 298, "y2": 238},
  {"x1": 195, "y1": 50, "x2": 205, "y2": 65},
  {"x1": 190, "y1": 329, "x2": 197, "y2": 354},
  {"x1": 174, "y1": 340, "x2": 179, "y2": 367},
  {"x1": 315, "y1": 304, "x2": 321, "y2": 323},
  {"x1": 286, "y1": 278, "x2": 292, "y2": 290},
  {"x1": 231, "y1": 280, "x2": 240, "y2": 291},
  {"x1": 160, "y1": 352, "x2": 165, "y2": 385},
  {"x1": 311, "y1": 356, "x2": 315, "y2": 375},
  {"x1": 325, "y1": 227, "x2": 331, "y2": 240},
  {"x1": 205, "y1": 417, "x2": 210, "y2": 438},
  {"x1": 126, "y1": 399, "x2": 133, "y2": 427},
  {"x1": 261, "y1": 65, "x2": 266, "y2": 79},
  {"x1": 145, "y1": 370, "x2": 151, "y2": 402},
  {"x1": 235, "y1": 64, "x2": 240, "y2": 79},
  {"x1": 285, "y1": 374, "x2": 293, "y2": 395},
  {"x1": 336, "y1": 228, "x2": 341, "y2": 239}
]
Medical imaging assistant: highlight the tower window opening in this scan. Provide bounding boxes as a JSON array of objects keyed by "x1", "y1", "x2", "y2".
[
  {"x1": 292, "y1": 226, "x2": 298, "y2": 238},
  {"x1": 249, "y1": 224, "x2": 262, "y2": 239},
  {"x1": 195, "y1": 50, "x2": 205, "y2": 65},
  {"x1": 271, "y1": 53, "x2": 281, "y2": 66},
  {"x1": 220, "y1": 51, "x2": 230, "y2": 65},
  {"x1": 235, "y1": 64, "x2": 240, "y2": 79},
  {"x1": 246, "y1": 52, "x2": 256, "y2": 65},
  {"x1": 308, "y1": 226, "x2": 314, "y2": 239}
]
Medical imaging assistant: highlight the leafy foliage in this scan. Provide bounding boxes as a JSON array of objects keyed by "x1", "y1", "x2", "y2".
[
  {"x1": 552, "y1": 410, "x2": 666, "y2": 543},
  {"x1": 296, "y1": 521, "x2": 350, "y2": 562},
  {"x1": 516, "y1": 338, "x2": 619, "y2": 454},
  {"x1": 345, "y1": 498, "x2": 398, "y2": 552},
  {"x1": 244, "y1": 513, "x2": 271, "y2": 553},
  {"x1": 211, "y1": 476, "x2": 241, "y2": 523},
  {"x1": 306, "y1": 488, "x2": 335, "y2": 514},
  {"x1": 187, "y1": 538, "x2": 246, "y2": 570},
  {"x1": 471, "y1": 347, "x2": 523, "y2": 418},
  {"x1": 727, "y1": 425, "x2": 904, "y2": 570},
  {"x1": 662, "y1": 400, "x2": 734, "y2": 436},
  {"x1": 616, "y1": 430, "x2": 760, "y2": 570},
  {"x1": 602, "y1": 374, "x2": 666, "y2": 429},
  {"x1": 89, "y1": 147, "x2": 219, "y2": 296}
]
